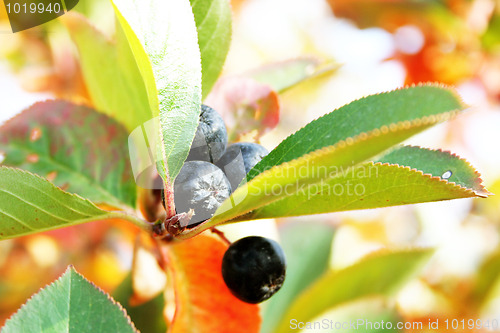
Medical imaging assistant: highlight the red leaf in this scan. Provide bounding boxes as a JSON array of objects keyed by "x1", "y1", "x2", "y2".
[
  {"x1": 165, "y1": 234, "x2": 261, "y2": 333},
  {"x1": 0, "y1": 100, "x2": 136, "y2": 208},
  {"x1": 205, "y1": 76, "x2": 280, "y2": 142}
]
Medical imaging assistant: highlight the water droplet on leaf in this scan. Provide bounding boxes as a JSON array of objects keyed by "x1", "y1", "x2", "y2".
[{"x1": 442, "y1": 170, "x2": 452, "y2": 179}]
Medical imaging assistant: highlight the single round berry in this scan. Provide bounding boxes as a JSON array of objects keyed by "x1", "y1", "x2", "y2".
[
  {"x1": 187, "y1": 104, "x2": 228, "y2": 163},
  {"x1": 222, "y1": 236, "x2": 286, "y2": 304},
  {"x1": 216, "y1": 142, "x2": 269, "y2": 190},
  {"x1": 174, "y1": 161, "x2": 231, "y2": 225}
]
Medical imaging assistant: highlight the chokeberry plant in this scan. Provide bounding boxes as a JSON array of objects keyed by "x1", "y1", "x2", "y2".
[{"x1": 0, "y1": 0, "x2": 492, "y2": 331}]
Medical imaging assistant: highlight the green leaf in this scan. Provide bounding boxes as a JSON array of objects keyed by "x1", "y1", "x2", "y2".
[
  {"x1": 248, "y1": 85, "x2": 466, "y2": 181},
  {"x1": 274, "y1": 249, "x2": 433, "y2": 333},
  {"x1": 113, "y1": 274, "x2": 167, "y2": 333},
  {"x1": 241, "y1": 147, "x2": 489, "y2": 219},
  {"x1": 0, "y1": 100, "x2": 137, "y2": 209},
  {"x1": 248, "y1": 57, "x2": 339, "y2": 94},
  {"x1": 62, "y1": 12, "x2": 153, "y2": 133},
  {"x1": 376, "y1": 145, "x2": 488, "y2": 194},
  {"x1": 112, "y1": 0, "x2": 202, "y2": 182},
  {"x1": 0, "y1": 167, "x2": 148, "y2": 240},
  {"x1": 112, "y1": 2, "x2": 159, "y2": 119},
  {"x1": 190, "y1": 0, "x2": 232, "y2": 99},
  {"x1": 261, "y1": 222, "x2": 335, "y2": 333},
  {"x1": 175, "y1": 85, "x2": 467, "y2": 238},
  {"x1": 2, "y1": 266, "x2": 137, "y2": 333}
]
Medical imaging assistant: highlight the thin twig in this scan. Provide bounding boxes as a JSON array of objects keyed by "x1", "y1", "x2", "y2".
[{"x1": 211, "y1": 227, "x2": 232, "y2": 246}]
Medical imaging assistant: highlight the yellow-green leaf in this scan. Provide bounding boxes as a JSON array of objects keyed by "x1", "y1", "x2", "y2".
[
  {"x1": 190, "y1": 0, "x2": 232, "y2": 98},
  {"x1": 62, "y1": 12, "x2": 153, "y2": 133},
  {"x1": 376, "y1": 145, "x2": 488, "y2": 195},
  {"x1": 274, "y1": 249, "x2": 433, "y2": 333},
  {"x1": 112, "y1": 0, "x2": 202, "y2": 182},
  {"x1": 176, "y1": 86, "x2": 473, "y2": 239},
  {"x1": 237, "y1": 146, "x2": 489, "y2": 219},
  {"x1": 0, "y1": 167, "x2": 148, "y2": 240},
  {"x1": 248, "y1": 85, "x2": 466, "y2": 182},
  {"x1": 242, "y1": 162, "x2": 485, "y2": 219}
]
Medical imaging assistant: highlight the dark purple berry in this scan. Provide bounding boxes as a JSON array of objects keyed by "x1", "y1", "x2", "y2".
[
  {"x1": 216, "y1": 142, "x2": 269, "y2": 190},
  {"x1": 187, "y1": 104, "x2": 228, "y2": 163},
  {"x1": 222, "y1": 236, "x2": 286, "y2": 304},
  {"x1": 174, "y1": 161, "x2": 231, "y2": 225}
]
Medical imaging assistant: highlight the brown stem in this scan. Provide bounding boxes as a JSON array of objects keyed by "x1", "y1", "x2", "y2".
[
  {"x1": 211, "y1": 227, "x2": 232, "y2": 246},
  {"x1": 152, "y1": 209, "x2": 194, "y2": 239}
]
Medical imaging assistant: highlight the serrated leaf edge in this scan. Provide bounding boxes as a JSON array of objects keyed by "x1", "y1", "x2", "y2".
[
  {"x1": 385, "y1": 144, "x2": 491, "y2": 196},
  {"x1": 249, "y1": 108, "x2": 461, "y2": 196},
  {"x1": 67, "y1": 266, "x2": 139, "y2": 332},
  {"x1": 239, "y1": 160, "x2": 488, "y2": 220},
  {"x1": 176, "y1": 84, "x2": 469, "y2": 239},
  {"x1": 181, "y1": 144, "x2": 486, "y2": 238},
  {"x1": 372, "y1": 161, "x2": 490, "y2": 197},
  {"x1": 0, "y1": 166, "x2": 106, "y2": 210},
  {"x1": 0, "y1": 99, "x2": 92, "y2": 128},
  {"x1": 246, "y1": 145, "x2": 491, "y2": 218},
  {"x1": 0, "y1": 166, "x2": 150, "y2": 240},
  {"x1": 176, "y1": 109, "x2": 462, "y2": 238},
  {"x1": 248, "y1": 82, "x2": 466, "y2": 181},
  {"x1": 3, "y1": 265, "x2": 139, "y2": 332},
  {"x1": 0, "y1": 100, "x2": 135, "y2": 209}
]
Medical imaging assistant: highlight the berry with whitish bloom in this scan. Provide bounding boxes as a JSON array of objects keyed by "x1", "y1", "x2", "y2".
[
  {"x1": 187, "y1": 104, "x2": 228, "y2": 163},
  {"x1": 216, "y1": 142, "x2": 268, "y2": 190},
  {"x1": 174, "y1": 161, "x2": 231, "y2": 225}
]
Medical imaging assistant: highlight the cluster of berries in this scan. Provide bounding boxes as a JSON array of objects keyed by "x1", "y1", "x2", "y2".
[
  {"x1": 174, "y1": 104, "x2": 269, "y2": 227},
  {"x1": 174, "y1": 105, "x2": 287, "y2": 304}
]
